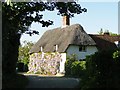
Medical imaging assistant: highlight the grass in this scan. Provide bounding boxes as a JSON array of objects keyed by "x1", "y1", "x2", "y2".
[{"x1": 2, "y1": 73, "x2": 29, "y2": 89}]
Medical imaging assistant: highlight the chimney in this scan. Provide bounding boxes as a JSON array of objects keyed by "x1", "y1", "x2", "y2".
[{"x1": 62, "y1": 15, "x2": 70, "y2": 27}]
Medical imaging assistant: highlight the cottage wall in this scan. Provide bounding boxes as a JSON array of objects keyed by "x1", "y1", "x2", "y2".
[
  {"x1": 28, "y1": 52, "x2": 66, "y2": 75},
  {"x1": 66, "y1": 45, "x2": 98, "y2": 60},
  {"x1": 59, "y1": 53, "x2": 66, "y2": 73}
]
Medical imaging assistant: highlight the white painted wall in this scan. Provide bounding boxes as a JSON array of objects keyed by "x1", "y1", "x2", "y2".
[
  {"x1": 66, "y1": 45, "x2": 98, "y2": 60},
  {"x1": 115, "y1": 41, "x2": 120, "y2": 48},
  {"x1": 59, "y1": 53, "x2": 66, "y2": 73},
  {"x1": 119, "y1": 41, "x2": 120, "y2": 47}
]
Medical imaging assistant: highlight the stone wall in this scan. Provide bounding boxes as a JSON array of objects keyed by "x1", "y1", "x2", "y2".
[{"x1": 28, "y1": 52, "x2": 62, "y2": 75}]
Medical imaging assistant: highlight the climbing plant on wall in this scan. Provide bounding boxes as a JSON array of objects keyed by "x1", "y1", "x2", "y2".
[{"x1": 28, "y1": 52, "x2": 62, "y2": 75}]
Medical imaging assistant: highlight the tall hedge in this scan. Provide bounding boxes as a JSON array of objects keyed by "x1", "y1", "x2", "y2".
[{"x1": 80, "y1": 50, "x2": 120, "y2": 89}]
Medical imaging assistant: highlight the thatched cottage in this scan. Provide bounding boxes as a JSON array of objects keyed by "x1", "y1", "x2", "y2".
[{"x1": 28, "y1": 16, "x2": 120, "y2": 74}]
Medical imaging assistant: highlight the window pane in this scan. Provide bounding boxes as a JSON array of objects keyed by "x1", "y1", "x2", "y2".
[{"x1": 79, "y1": 46, "x2": 86, "y2": 52}]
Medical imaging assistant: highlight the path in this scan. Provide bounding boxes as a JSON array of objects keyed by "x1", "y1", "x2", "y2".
[{"x1": 24, "y1": 74, "x2": 80, "y2": 88}]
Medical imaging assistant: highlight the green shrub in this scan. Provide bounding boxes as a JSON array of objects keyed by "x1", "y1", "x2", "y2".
[
  {"x1": 80, "y1": 50, "x2": 120, "y2": 89},
  {"x1": 65, "y1": 54, "x2": 86, "y2": 77},
  {"x1": 65, "y1": 54, "x2": 77, "y2": 76},
  {"x1": 113, "y1": 50, "x2": 120, "y2": 59},
  {"x1": 71, "y1": 61, "x2": 86, "y2": 77}
]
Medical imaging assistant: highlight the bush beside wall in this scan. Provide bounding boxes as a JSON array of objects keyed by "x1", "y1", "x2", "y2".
[{"x1": 65, "y1": 54, "x2": 86, "y2": 77}]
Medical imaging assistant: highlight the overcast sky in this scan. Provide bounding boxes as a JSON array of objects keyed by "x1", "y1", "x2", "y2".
[{"x1": 20, "y1": 1, "x2": 119, "y2": 44}]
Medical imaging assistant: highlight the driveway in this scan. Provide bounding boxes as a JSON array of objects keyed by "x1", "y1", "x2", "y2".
[{"x1": 24, "y1": 74, "x2": 80, "y2": 88}]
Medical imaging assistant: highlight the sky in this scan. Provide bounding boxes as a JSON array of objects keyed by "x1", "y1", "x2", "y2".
[
  {"x1": 20, "y1": 1, "x2": 119, "y2": 44},
  {"x1": 118, "y1": 1, "x2": 120, "y2": 34}
]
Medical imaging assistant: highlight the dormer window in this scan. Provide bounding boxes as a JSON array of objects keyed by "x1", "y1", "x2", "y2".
[{"x1": 79, "y1": 46, "x2": 86, "y2": 52}]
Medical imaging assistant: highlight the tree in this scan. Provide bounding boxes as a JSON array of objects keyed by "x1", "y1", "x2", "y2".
[
  {"x1": 98, "y1": 28, "x2": 118, "y2": 36},
  {"x1": 2, "y1": 2, "x2": 53, "y2": 76},
  {"x1": 98, "y1": 28, "x2": 103, "y2": 35},
  {"x1": 109, "y1": 32, "x2": 118, "y2": 36},
  {"x1": 2, "y1": 1, "x2": 87, "y2": 76},
  {"x1": 18, "y1": 41, "x2": 34, "y2": 65},
  {"x1": 17, "y1": 41, "x2": 34, "y2": 72}
]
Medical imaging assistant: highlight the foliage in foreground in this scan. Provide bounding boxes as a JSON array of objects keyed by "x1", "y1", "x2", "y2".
[
  {"x1": 80, "y1": 50, "x2": 120, "y2": 89},
  {"x1": 65, "y1": 50, "x2": 120, "y2": 89}
]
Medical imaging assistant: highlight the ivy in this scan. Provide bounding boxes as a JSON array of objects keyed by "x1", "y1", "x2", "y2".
[{"x1": 28, "y1": 52, "x2": 62, "y2": 75}]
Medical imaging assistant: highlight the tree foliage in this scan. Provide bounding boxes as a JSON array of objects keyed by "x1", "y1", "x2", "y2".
[
  {"x1": 98, "y1": 28, "x2": 103, "y2": 35},
  {"x1": 80, "y1": 50, "x2": 120, "y2": 89},
  {"x1": 2, "y1": 2, "x2": 54, "y2": 36},
  {"x1": 18, "y1": 41, "x2": 34, "y2": 65},
  {"x1": 98, "y1": 28, "x2": 118, "y2": 36},
  {"x1": 3, "y1": 1, "x2": 87, "y2": 36}
]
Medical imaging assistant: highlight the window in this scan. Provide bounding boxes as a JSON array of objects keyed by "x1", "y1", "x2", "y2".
[{"x1": 79, "y1": 46, "x2": 86, "y2": 52}]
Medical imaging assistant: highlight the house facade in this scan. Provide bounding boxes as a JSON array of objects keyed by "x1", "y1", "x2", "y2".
[
  {"x1": 29, "y1": 23, "x2": 98, "y2": 74},
  {"x1": 28, "y1": 16, "x2": 120, "y2": 74},
  {"x1": 66, "y1": 45, "x2": 98, "y2": 59}
]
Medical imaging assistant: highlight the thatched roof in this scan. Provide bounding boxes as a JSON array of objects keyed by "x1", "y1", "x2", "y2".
[
  {"x1": 30, "y1": 24, "x2": 96, "y2": 53},
  {"x1": 89, "y1": 34, "x2": 120, "y2": 51}
]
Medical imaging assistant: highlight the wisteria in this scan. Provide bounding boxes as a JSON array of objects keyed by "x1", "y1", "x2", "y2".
[{"x1": 28, "y1": 52, "x2": 62, "y2": 75}]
